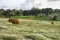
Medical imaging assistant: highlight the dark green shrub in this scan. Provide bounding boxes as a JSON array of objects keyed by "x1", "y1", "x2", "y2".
[{"x1": 52, "y1": 15, "x2": 57, "y2": 21}]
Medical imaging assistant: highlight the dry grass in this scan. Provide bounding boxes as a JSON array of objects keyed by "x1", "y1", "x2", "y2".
[{"x1": 0, "y1": 18, "x2": 60, "y2": 40}]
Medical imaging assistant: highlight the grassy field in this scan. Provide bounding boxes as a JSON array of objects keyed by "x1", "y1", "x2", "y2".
[{"x1": 0, "y1": 18, "x2": 60, "y2": 40}]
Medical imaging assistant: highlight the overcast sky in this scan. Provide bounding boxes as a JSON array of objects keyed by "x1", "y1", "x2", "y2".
[{"x1": 0, "y1": 0, "x2": 60, "y2": 10}]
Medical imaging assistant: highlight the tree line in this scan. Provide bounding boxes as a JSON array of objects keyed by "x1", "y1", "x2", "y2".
[{"x1": 0, "y1": 7, "x2": 60, "y2": 20}]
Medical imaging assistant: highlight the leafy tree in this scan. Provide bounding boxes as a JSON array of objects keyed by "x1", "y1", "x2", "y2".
[
  {"x1": 0, "y1": 9, "x2": 5, "y2": 16},
  {"x1": 54, "y1": 9, "x2": 60, "y2": 13},
  {"x1": 19, "y1": 9, "x2": 23, "y2": 16},
  {"x1": 23, "y1": 10, "x2": 30, "y2": 16},
  {"x1": 41, "y1": 8, "x2": 53, "y2": 16},
  {"x1": 12, "y1": 9, "x2": 17, "y2": 16},
  {"x1": 31, "y1": 7, "x2": 41, "y2": 17},
  {"x1": 7, "y1": 9, "x2": 12, "y2": 19}
]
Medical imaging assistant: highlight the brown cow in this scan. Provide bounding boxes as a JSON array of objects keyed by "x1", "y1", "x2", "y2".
[{"x1": 8, "y1": 18, "x2": 19, "y2": 24}]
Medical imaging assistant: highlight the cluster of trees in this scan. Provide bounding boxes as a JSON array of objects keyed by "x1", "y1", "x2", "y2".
[{"x1": 0, "y1": 7, "x2": 60, "y2": 20}]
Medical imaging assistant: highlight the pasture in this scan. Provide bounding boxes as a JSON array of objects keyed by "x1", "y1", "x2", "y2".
[{"x1": 0, "y1": 18, "x2": 60, "y2": 40}]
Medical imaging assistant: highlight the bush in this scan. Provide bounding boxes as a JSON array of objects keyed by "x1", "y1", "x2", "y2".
[{"x1": 52, "y1": 15, "x2": 57, "y2": 21}]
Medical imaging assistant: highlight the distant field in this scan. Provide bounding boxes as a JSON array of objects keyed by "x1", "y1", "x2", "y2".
[
  {"x1": 10, "y1": 15, "x2": 49, "y2": 21},
  {"x1": 0, "y1": 18, "x2": 60, "y2": 40}
]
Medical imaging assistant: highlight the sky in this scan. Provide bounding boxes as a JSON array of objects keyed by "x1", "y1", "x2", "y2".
[{"x1": 0, "y1": 0, "x2": 60, "y2": 10}]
